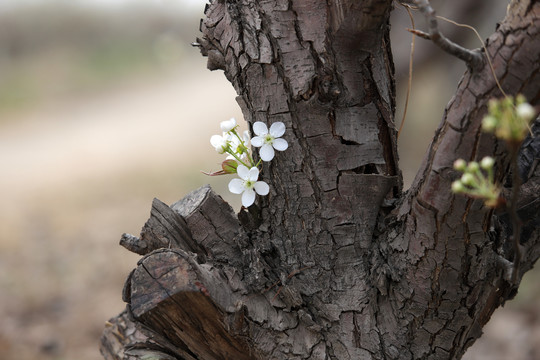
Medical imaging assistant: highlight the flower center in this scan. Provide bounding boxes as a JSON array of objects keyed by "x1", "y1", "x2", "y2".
[
  {"x1": 263, "y1": 134, "x2": 274, "y2": 144},
  {"x1": 243, "y1": 180, "x2": 255, "y2": 189}
]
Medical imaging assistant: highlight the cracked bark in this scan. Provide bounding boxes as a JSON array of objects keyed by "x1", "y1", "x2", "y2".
[{"x1": 101, "y1": 0, "x2": 540, "y2": 359}]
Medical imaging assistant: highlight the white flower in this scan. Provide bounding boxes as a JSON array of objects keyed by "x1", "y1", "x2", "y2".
[
  {"x1": 220, "y1": 118, "x2": 237, "y2": 132},
  {"x1": 228, "y1": 165, "x2": 269, "y2": 207},
  {"x1": 231, "y1": 130, "x2": 250, "y2": 153},
  {"x1": 210, "y1": 133, "x2": 230, "y2": 154},
  {"x1": 226, "y1": 130, "x2": 251, "y2": 161},
  {"x1": 251, "y1": 121, "x2": 288, "y2": 161}
]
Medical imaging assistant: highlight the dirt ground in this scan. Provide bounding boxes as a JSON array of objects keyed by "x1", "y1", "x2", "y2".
[
  {"x1": 0, "y1": 57, "x2": 244, "y2": 360},
  {"x1": 0, "y1": 48, "x2": 538, "y2": 360}
]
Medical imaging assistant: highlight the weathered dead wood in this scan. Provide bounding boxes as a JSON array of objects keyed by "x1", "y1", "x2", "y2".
[
  {"x1": 102, "y1": 187, "x2": 261, "y2": 359},
  {"x1": 128, "y1": 249, "x2": 254, "y2": 360},
  {"x1": 102, "y1": 310, "x2": 189, "y2": 360},
  {"x1": 171, "y1": 185, "x2": 247, "y2": 268},
  {"x1": 120, "y1": 198, "x2": 202, "y2": 256}
]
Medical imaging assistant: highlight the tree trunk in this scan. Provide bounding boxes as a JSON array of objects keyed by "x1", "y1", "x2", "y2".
[{"x1": 100, "y1": 0, "x2": 540, "y2": 359}]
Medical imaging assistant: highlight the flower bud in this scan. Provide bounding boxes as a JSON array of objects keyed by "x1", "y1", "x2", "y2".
[
  {"x1": 221, "y1": 159, "x2": 238, "y2": 174},
  {"x1": 467, "y1": 161, "x2": 479, "y2": 172},
  {"x1": 480, "y1": 156, "x2": 495, "y2": 170},
  {"x1": 453, "y1": 159, "x2": 467, "y2": 171},
  {"x1": 210, "y1": 135, "x2": 228, "y2": 154},
  {"x1": 220, "y1": 118, "x2": 237, "y2": 132},
  {"x1": 461, "y1": 173, "x2": 475, "y2": 186},
  {"x1": 451, "y1": 180, "x2": 465, "y2": 193},
  {"x1": 482, "y1": 115, "x2": 497, "y2": 132}
]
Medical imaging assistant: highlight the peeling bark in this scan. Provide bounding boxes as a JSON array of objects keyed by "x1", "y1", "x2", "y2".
[{"x1": 101, "y1": 0, "x2": 540, "y2": 359}]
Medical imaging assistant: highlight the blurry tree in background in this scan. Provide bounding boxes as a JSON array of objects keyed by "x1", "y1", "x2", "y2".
[
  {"x1": 0, "y1": 2, "x2": 196, "y2": 113},
  {"x1": 100, "y1": 0, "x2": 539, "y2": 359}
]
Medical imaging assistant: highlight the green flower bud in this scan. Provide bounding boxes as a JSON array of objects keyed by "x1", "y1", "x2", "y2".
[
  {"x1": 453, "y1": 159, "x2": 467, "y2": 171},
  {"x1": 467, "y1": 161, "x2": 480, "y2": 172},
  {"x1": 451, "y1": 180, "x2": 465, "y2": 193},
  {"x1": 221, "y1": 159, "x2": 239, "y2": 174},
  {"x1": 482, "y1": 115, "x2": 498, "y2": 132},
  {"x1": 461, "y1": 173, "x2": 475, "y2": 186},
  {"x1": 480, "y1": 156, "x2": 495, "y2": 170}
]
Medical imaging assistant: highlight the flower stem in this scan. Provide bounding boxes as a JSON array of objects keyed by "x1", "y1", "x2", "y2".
[
  {"x1": 227, "y1": 150, "x2": 250, "y2": 168},
  {"x1": 230, "y1": 129, "x2": 257, "y2": 167}
]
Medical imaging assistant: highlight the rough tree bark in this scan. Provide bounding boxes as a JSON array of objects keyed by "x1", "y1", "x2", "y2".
[{"x1": 101, "y1": 0, "x2": 540, "y2": 359}]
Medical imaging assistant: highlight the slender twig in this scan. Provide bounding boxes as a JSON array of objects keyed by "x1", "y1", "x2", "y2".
[
  {"x1": 406, "y1": 28, "x2": 430, "y2": 40},
  {"x1": 437, "y1": 15, "x2": 507, "y2": 98},
  {"x1": 413, "y1": 0, "x2": 484, "y2": 71},
  {"x1": 398, "y1": 4, "x2": 416, "y2": 140}
]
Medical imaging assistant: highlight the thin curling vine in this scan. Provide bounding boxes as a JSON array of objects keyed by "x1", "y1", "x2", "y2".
[
  {"x1": 206, "y1": 118, "x2": 288, "y2": 208},
  {"x1": 452, "y1": 94, "x2": 537, "y2": 283}
]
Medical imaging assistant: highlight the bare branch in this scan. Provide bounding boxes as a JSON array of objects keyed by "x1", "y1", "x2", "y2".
[{"x1": 414, "y1": 0, "x2": 484, "y2": 71}]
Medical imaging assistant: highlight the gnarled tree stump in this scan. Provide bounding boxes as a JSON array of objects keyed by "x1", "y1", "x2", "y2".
[{"x1": 101, "y1": 1, "x2": 540, "y2": 359}]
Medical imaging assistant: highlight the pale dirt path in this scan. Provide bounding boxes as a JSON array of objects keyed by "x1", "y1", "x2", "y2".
[{"x1": 0, "y1": 57, "x2": 242, "y2": 201}]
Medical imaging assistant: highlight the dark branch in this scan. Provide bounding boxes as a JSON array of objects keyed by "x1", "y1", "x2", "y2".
[{"x1": 414, "y1": 0, "x2": 484, "y2": 71}]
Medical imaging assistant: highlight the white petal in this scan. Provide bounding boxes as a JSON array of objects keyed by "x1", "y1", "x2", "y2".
[
  {"x1": 516, "y1": 103, "x2": 535, "y2": 120},
  {"x1": 272, "y1": 138, "x2": 288, "y2": 151},
  {"x1": 228, "y1": 179, "x2": 244, "y2": 194},
  {"x1": 243, "y1": 130, "x2": 250, "y2": 143},
  {"x1": 254, "y1": 181, "x2": 269, "y2": 196},
  {"x1": 251, "y1": 136, "x2": 264, "y2": 147},
  {"x1": 210, "y1": 134, "x2": 223, "y2": 147},
  {"x1": 253, "y1": 122, "x2": 268, "y2": 136},
  {"x1": 248, "y1": 167, "x2": 260, "y2": 182},
  {"x1": 237, "y1": 164, "x2": 249, "y2": 180},
  {"x1": 222, "y1": 131, "x2": 233, "y2": 141},
  {"x1": 242, "y1": 189, "x2": 256, "y2": 207},
  {"x1": 269, "y1": 122, "x2": 286, "y2": 137},
  {"x1": 210, "y1": 135, "x2": 227, "y2": 153},
  {"x1": 228, "y1": 137, "x2": 239, "y2": 152},
  {"x1": 259, "y1": 144, "x2": 275, "y2": 161},
  {"x1": 220, "y1": 118, "x2": 237, "y2": 132}
]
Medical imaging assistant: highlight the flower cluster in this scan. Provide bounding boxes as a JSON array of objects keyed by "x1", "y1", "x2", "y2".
[
  {"x1": 451, "y1": 157, "x2": 501, "y2": 207},
  {"x1": 482, "y1": 94, "x2": 536, "y2": 144},
  {"x1": 452, "y1": 94, "x2": 536, "y2": 206},
  {"x1": 207, "y1": 118, "x2": 288, "y2": 207}
]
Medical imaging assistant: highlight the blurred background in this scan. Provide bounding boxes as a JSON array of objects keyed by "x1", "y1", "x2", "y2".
[{"x1": 0, "y1": 1, "x2": 537, "y2": 359}]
